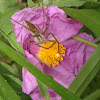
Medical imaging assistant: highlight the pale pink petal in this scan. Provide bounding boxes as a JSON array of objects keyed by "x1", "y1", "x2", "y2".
[
  {"x1": 62, "y1": 33, "x2": 95, "y2": 75},
  {"x1": 43, "y1": 65, "x2": 75, "y2": 88},
  {"x1": 22, "y1": 68, "x2": 38, "y2": 94}
]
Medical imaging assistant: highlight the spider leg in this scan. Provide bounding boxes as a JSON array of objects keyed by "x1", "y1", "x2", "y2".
[
  {"x1": 45, "y1": 33, "x2": 59, "y2": 43},
  {"x1": 36, "y1": 42, "x2": 56, "y2": 49},
  {"x1": 27, "y1": 40, "x2": 35, "y2": 53},
  {"x1": 41, "y1": 3, "x2": 45, "y2": 33},
  {"x1": 27, "y1": 40, "x2": 43, "y2": 53},
  {"x1": 41, "y1": 24, "x2": 49, "y2": 35},
  {"x1": 45, "y1": 33, "x2": 60, "y2": 53},
  {"x1": 27, "y1": 39, "x2": 55, "y2": 49},
  {"x1": 10, "y1": 18, "x2": 28, "y2": 29},
  {"x1": 45, "y1": 40, "x2": 56, "y2": 49},
  {"x1": 27, "y1": 32, "x2": 59, "y2": 51},
  {"x1": 26, "y1": 39, "x2": 48, "y2": 50}
]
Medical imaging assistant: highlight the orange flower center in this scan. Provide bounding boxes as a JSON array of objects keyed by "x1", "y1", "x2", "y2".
[{"x1": 38, "y1": 39, "x2": 66, "y2": 67}]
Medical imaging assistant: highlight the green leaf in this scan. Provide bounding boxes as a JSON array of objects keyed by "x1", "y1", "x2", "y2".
[
  {"x1": 0, "y1": 74, "x2": 20, "y2": 100},
  {"x1": 37, "y1": 79, "x2": 50, "y2": 100},
  {"x1": 2, "y1": 74, "x2": 22, "y2": 93},
  {"x1": 79, "y1": 1, "x2": 100, "y2": 9},
  {"x1": 61, "y1": 98, "x2": 65, "y2": 100},
  {"x1": 3, "y1": 73, "x2": 31, "y2": 100},
  {"x1": 68, "y1": 45, "x2": 100, "y2": 97},
  {"x1": 0, "y1": 7, "x2": 24, "y2": 54},
  {"x1": 83, "y1": 89, "x2": 100, "y2": 100},
  {"x1": 0, "y1": 40, "x2": 81, "y2": 100},
  {"x1": 11, "y1": 63, "x2": 22, "y2": 79},
  {"x1": 21, "y1": 93, "x2": 31, "y2": 100},
  {"x1": 84, "y1": 0, "x2": 97, "y2": 1},
  {"x1": 62, "y1": 8, "x2": 100, "y2": 36},
  {"x1": 35, "y1": 0, "x2": 43, "y2": 3},
  {"x1": 90, "y1": 76, "x2": 100, "y2": 92},
  {"x1": 28, "y1": 0, "x2": 35, "y2": 7},
  {"x1": 0, "y1": 7, "x2": 19, "y2": 33},
  {"x1": 0, "y1": 29, "x2": 24, "y2": 54},
  {"x1": 79, "y1": 26, "x2": 97, "y2": 39},
  {"x1": 0, "y1": 0, "x2": 16, "y2": 13},
  {"x1": 0, "y1": 62, "x2": 16, "y2": 76},
  {"x1": 0, "y1": 96, "x2": 3, "y2": 100},
  {"x1": 52, "y1": 0, "x2": 85, "y2": 7}
]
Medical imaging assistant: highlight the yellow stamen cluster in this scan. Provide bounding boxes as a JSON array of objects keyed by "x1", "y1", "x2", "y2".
[{"x1": 38, "y1": 39, "x2": 66, "y2": 67}]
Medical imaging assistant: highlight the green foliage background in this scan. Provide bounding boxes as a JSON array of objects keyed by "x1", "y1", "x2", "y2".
[{"x1": 0, "y1": 0, "x2": 100, "y2": 100}]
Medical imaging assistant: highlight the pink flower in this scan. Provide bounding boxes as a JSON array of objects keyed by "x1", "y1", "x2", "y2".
[
  {"x1": 11, "y1": 6, "x2": 83, "y2": 44},
  {"x1": 11, "y1": 6, "x2": 95, "y2": 100}
]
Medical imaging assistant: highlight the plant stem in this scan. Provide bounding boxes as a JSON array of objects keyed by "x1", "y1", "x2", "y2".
[{"x1": 72, "y1": 36, "x2": 98, "y2": 48}]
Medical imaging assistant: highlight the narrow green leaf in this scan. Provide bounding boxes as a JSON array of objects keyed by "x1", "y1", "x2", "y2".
[
  {"x1": 61, "y1": 98, "x2": 65, "y2": 100},
  {"x1": 68, "y1": 45, "x2": 100, "y2": 97},
  {"x1": 90, "y1": 77, "x2": 100, "y2": 92},
  {"x1": 62, "y1": 8, "x2": 100, "y2": 36},
  {"x1": 83, "y1": 89, "x2": 100, "y2": 100},
  {"x1": 0, "y1": 96, "x2": 3, "y2": 100},
  {"x1": 0, "y1": 40, "x2": 81, "y2": 100},
  {"x1": 0, "y1": 29, "x2": 24, "y2": 54},
  {"x1": 0, "y1": 74, "x2": 20, "y2": 100},
  {"x1": 0, "y1": 62, "x2": 16, "y2": 76},
  {"x1": 21, "y1": 93, "x2": 32, "y2": 100},
  {"x1": 2, "y1": 74, "x2": 22, "y2": 93},
  {"x1": 7, "y1": 32, "x2": 24, "y2": 54},
  {"x1": 11, "y1": 63, "x2": 22, "y2": 79},
  {"x1": 79, "y1": 1, "x2": 100, "y2": 9},
  {"x1": 37, "y1": 79, "x2": 50, "y2": 100},
  {"x1": 52, "y1": 0, "x2": 85, "y2": 7}
]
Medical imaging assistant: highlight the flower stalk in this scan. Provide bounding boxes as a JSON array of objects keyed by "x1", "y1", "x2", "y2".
[{"x1": 72, "y1": 36, "x2": 98, "y2": 48}]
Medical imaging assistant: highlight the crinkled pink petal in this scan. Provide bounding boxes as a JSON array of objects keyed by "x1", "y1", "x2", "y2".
[
  {"x1": 23, "y1": 35, "x2": 40, "y2": 56},
  {"x1": 22, "y1": 33, "x2": 95, "y2": 99},
  {"x1": 46, "y1": 5, "x2": 68, "y2": 22},
  {"x1": 22, "y1": 51, "x2": 75, "y2": 99},
  {"x1": 43, "y1": 65, "x2": 75, "y2": 88},
  {"x1": 62, "y1": 32, "x2": 95, "y2": 75},
  {"x1": 11, "y1": 8, "x2": 46, "y2": 44},
  {"x1": 24, "y1": 50, "x2": 42, "y2": 71},
  {"x1": 48, "y1": 88, "x2": 61, "y2": 100},
  {"x1": 46, "y1": 5, "x2": 67, "y2": 17},
  {"x1": 11, "y1": 8, "x2": 34, "y2": 43},
  {"x1": 22, "y1": 50, "x2": 43, "y2": 94},
  {"x1": 11, "y1": 8, "x2": 33, "y2": 22},
  {"x1": 11, "y1": 5, "x2": 83, "y2": 45},
  {"x1": 46, "y1": 15, "x2": 83, "y2": 42},
  {"x1": 22, "y1": 68, "x2": 38, "y2": 94}
]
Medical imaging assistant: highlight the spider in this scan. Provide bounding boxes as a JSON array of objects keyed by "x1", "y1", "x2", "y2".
[{"x1": 11, "y1": 5, "x2": 59, "y2": 53}]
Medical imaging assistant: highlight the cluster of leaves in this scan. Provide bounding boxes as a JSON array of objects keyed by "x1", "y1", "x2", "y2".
[{"x1": 0, "y1": 0, "x2": 100, "y2": 100}]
